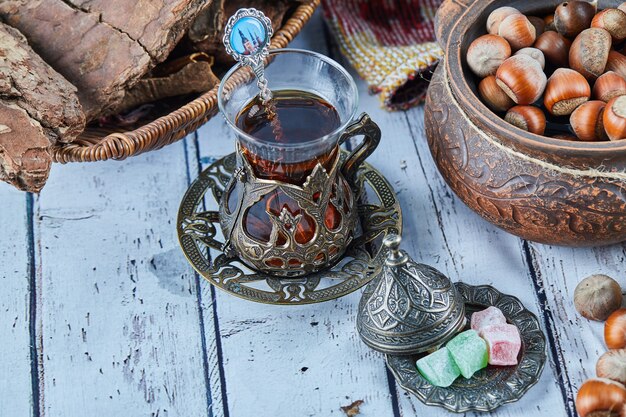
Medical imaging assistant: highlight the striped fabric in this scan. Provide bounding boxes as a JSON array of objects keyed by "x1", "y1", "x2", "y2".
[{"x1": 322, "y1": 0, "x2": 443, "y2": 110}]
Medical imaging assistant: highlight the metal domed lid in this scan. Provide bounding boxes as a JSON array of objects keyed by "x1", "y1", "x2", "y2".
[{"x1": 356, "y1": 234, "x2": 466, "y2": 355}]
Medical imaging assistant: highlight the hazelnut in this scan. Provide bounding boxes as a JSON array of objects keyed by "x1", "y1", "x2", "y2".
[
  {"x1": 544, "y1": 68, "x2": 591, "y2": 116},
  {"x1": 576, "y1": 378, "x2": 626, "y2": 417},
  {"x1": 527, "y1": 16, "x2": 546, "y2": 37},
  {"x1": 597, "y1": 349, "x2": 626, "y2": 385},
  {"x1": 534, "y1": 31, "x2": 572, "y2": 68},
  {"x1": 467, "y1": 35, "x2": 512, "y2": 77},
  {"x1": 591, "y1": 8, "x2": 626, "y2": 42},
  {"x1": 515, "y1": 47, "x2": 546, "y2": 69},
  {"x1": 499, "y1": 14, "x2": 536, "y2": 50},
  {"x1": 487, "y1": 6, "x2": 521, "y2": 35},
  {"x1": 478, "y1": 75, "x2": 515, "y2": 112},
  {"x1": 574, "y1": 274, "x2": 622, "y2": 320},
  {"x1": 604, "y1": 96, "x2": 626, "y2": 140},
  {"x1": 554, "y1": 1, "x2": 596, "y2": 38},
  {"x1": 496, "y1": 55, "x2": 547, "y2": 104},
  {"x1": 605, "y1": 308, "x2": 626, "y2": 349},
  {"x1": 593, "y1": 71, "x2": 626, "y2": 102},
  {"x1": 544, "y1": 14, "x2": 556, "y2": 31},
  {"x1": 569, "y1": 28, "x2": 613, "y2": 80},
  {"x1": 504, "y1": 105, "x2": 546, "y2": 135},
  {"x1": 606, "y1": 51, "x2": 626, "y2": 80},
  {"x1": 571, "y1": 101, "x2": 609, "y2": 141},
  {"x1": 553, "y1": 134, "x2": 580, "y2": 140}
]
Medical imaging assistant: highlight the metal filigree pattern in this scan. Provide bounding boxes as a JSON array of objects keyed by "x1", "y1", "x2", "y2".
[
  {"x1": 386, "y1": 282, "x2": 546, "y2": 413},
  {"x1": 177, "y1": 152, "x2": 402, "y2": 305},
  {"x1": 357, "y1": 262, "x2": 466, "y2": 354},
  {"x1": 219, "y1": 150, "x2": 358, "y2": 277}
]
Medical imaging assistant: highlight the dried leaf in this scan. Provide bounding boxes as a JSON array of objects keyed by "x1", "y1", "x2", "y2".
[{"x1": 340, "y1": 400, "x2": 364, "y2": 417}]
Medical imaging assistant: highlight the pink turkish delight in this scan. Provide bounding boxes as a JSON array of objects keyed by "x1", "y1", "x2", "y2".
[
  {"x1": 471, "y1": 306, "x2": 507, "y2": 331},
  {"x1": 479, "y1": 323, "x2": 522, "y2": 366}
]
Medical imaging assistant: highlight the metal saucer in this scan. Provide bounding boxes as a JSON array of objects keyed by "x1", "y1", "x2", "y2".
[
  {"x1": 386, "y1": 282, "x2": 546, "y2": 413},
  {"x1": 177, "y1": 152, "x2": 402, "y2": 305}
]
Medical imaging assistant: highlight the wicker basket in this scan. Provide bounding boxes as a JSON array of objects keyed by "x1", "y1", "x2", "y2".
[{"x1": 51, "y1": 0, "x2": 320, "y2": 164}]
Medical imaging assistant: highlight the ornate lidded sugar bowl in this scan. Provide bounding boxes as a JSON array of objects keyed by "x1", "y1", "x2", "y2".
[{"x1": 357, "y1": 235, "x2": 466, "y2": 354}]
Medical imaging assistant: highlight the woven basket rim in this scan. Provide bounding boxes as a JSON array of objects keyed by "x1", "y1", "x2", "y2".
[{"x1": 52, "y1": 0, "x2": 321, "y2": 164}]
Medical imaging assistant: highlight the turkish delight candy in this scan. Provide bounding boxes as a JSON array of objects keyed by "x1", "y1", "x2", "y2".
[
  {"x1": 447, "y1": 330, "x2": 489, "y2": 378},
  {"x1": 479, "y1": 323, "x2": 522, "y2": 366},
  {"x1": 471, "y1": 306, "x2": 507, "y2": 331},
  {"x1": 416, "y1": 347, "x2": 461, "y2": 388}
]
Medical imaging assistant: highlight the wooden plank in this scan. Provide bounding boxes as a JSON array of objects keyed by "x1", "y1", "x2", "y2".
[
  {"x1": 190, "y1": 10, "x2": 398, "y2": 417},
  {"x1": 0, "y1": 185, "x2": 36, "y2": 417},
  {"x1": 183, "y1": 132, "x2": 229, "y2": 417},
  {"x1": 34, "y1": 142, "x2": 216, "y2": 416},
  {"x1": 524, "y1": 242, "x2": 626, "y2": 416}
]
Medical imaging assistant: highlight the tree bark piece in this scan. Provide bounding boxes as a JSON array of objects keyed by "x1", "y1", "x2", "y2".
[
  {"x1": 0, "y1": 23, "x2": 85, "y2": 144},
  {"x1": 0, "y1": 23, "x2": 86, "y2": 191},
  {"x1": 0, "y1": 106, "x2": 50, "y2": 192},
  {"x1": 64, "y1": 0, "x2": 209, "y2": 63},
  {"x1": 114, "y1": 57, "x2": 219, "y2": 115},
  {"x1": 0, "y1": 0, "x2": 208, "y2": 120}
]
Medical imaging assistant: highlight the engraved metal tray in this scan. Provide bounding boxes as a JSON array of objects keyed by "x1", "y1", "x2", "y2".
[
  {"x1": 177, "y1": 152, "x2": 402, "y2": 305},
  {"x1": 386, "y1": 282, "x2": 546, "y2": 413}
]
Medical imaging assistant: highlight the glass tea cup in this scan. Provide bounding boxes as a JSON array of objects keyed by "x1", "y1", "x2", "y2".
[{"x1": 217, "y1": 49, "x2": 381, "y2": 277}]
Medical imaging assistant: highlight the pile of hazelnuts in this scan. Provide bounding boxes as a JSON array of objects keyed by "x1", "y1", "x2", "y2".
[
  {"x1": 573, "y1": 274, "x2": 626, "y2": 417},
  {"x1": 468, "y1": 1, "x2": 626, "y2": 141}
]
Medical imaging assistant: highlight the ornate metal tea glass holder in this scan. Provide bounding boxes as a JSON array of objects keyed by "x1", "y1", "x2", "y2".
[
  {"x1": 219, "y1": 113, "x2": 381, "y2": 277},
  {"x1": 177, "y1": 152, "x2": 402, "y2": 305}
]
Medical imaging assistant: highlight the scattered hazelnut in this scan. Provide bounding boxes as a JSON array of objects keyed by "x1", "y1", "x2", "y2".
[
  {"x1": 606, "y1": 51, "x2": 626, "y2": 80},
  {"x1": 597, "y1": 349, "x2": 626, "y2": 385},
  {"x1": 527, "y1": 16, "x2": 546, "y2": 37},
  {"x1": 554, "y1": 1, "x2": 596, "y2": 38},
  {"x1": 591, "y1": 8, "x2": 626, "y2": 42},
  {"x1": 534, "y1": 31, "x2": 572, "y2": 68},
  {"x1": 499, "y1": 14, "x2": 536, "y2": 50},
  {"x1": 569, "y1": 28, "x2": 613, "y2": 80},
  {"x1": 515, "y1": 47, "x2": 546, "y2": 69},
  {"x1": 576, "y1": 378, "x2": 626, "y2": 417},
  {"x1": 496, "y1": 55, "x2": 547, "y2": 104},
  {"x1": 605, "y1": 308, "x2": 626, "y2": 349},
  {"x1": 544, "y1": 14, "x2": 556, "y2": 31},
  {"x1": 571, "y1": 101, "x2": 609, "y2": 141},
  {"x1": 478, "y1": 75, "x2": 515, "y2": 112},
  {"x1": 467, "y1": 34, "x2": 512, "y2": 77},
  {"x1": 544, "y1": 68, "x2": 591, "y2": 116},
  {"x1": 604, "y1": 96, "x2": 626, "y2": 140},
  {"x1": 593, "y1": 72, "x2": 626, "y2": 102},
  {"x1": 487, "y1": 6, "x2": 521, "y2": 35},
  {"x1": 504, "y1": 105, "x2": 546, "y2": 135},
  {"x1": 574, "y1": 274, "x2": 622, "y2": 320}
]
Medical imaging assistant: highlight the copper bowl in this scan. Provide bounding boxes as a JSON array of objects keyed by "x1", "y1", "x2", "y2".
[{"x1": 425, "y1": 0, "x2": 626, "y2": 247}]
